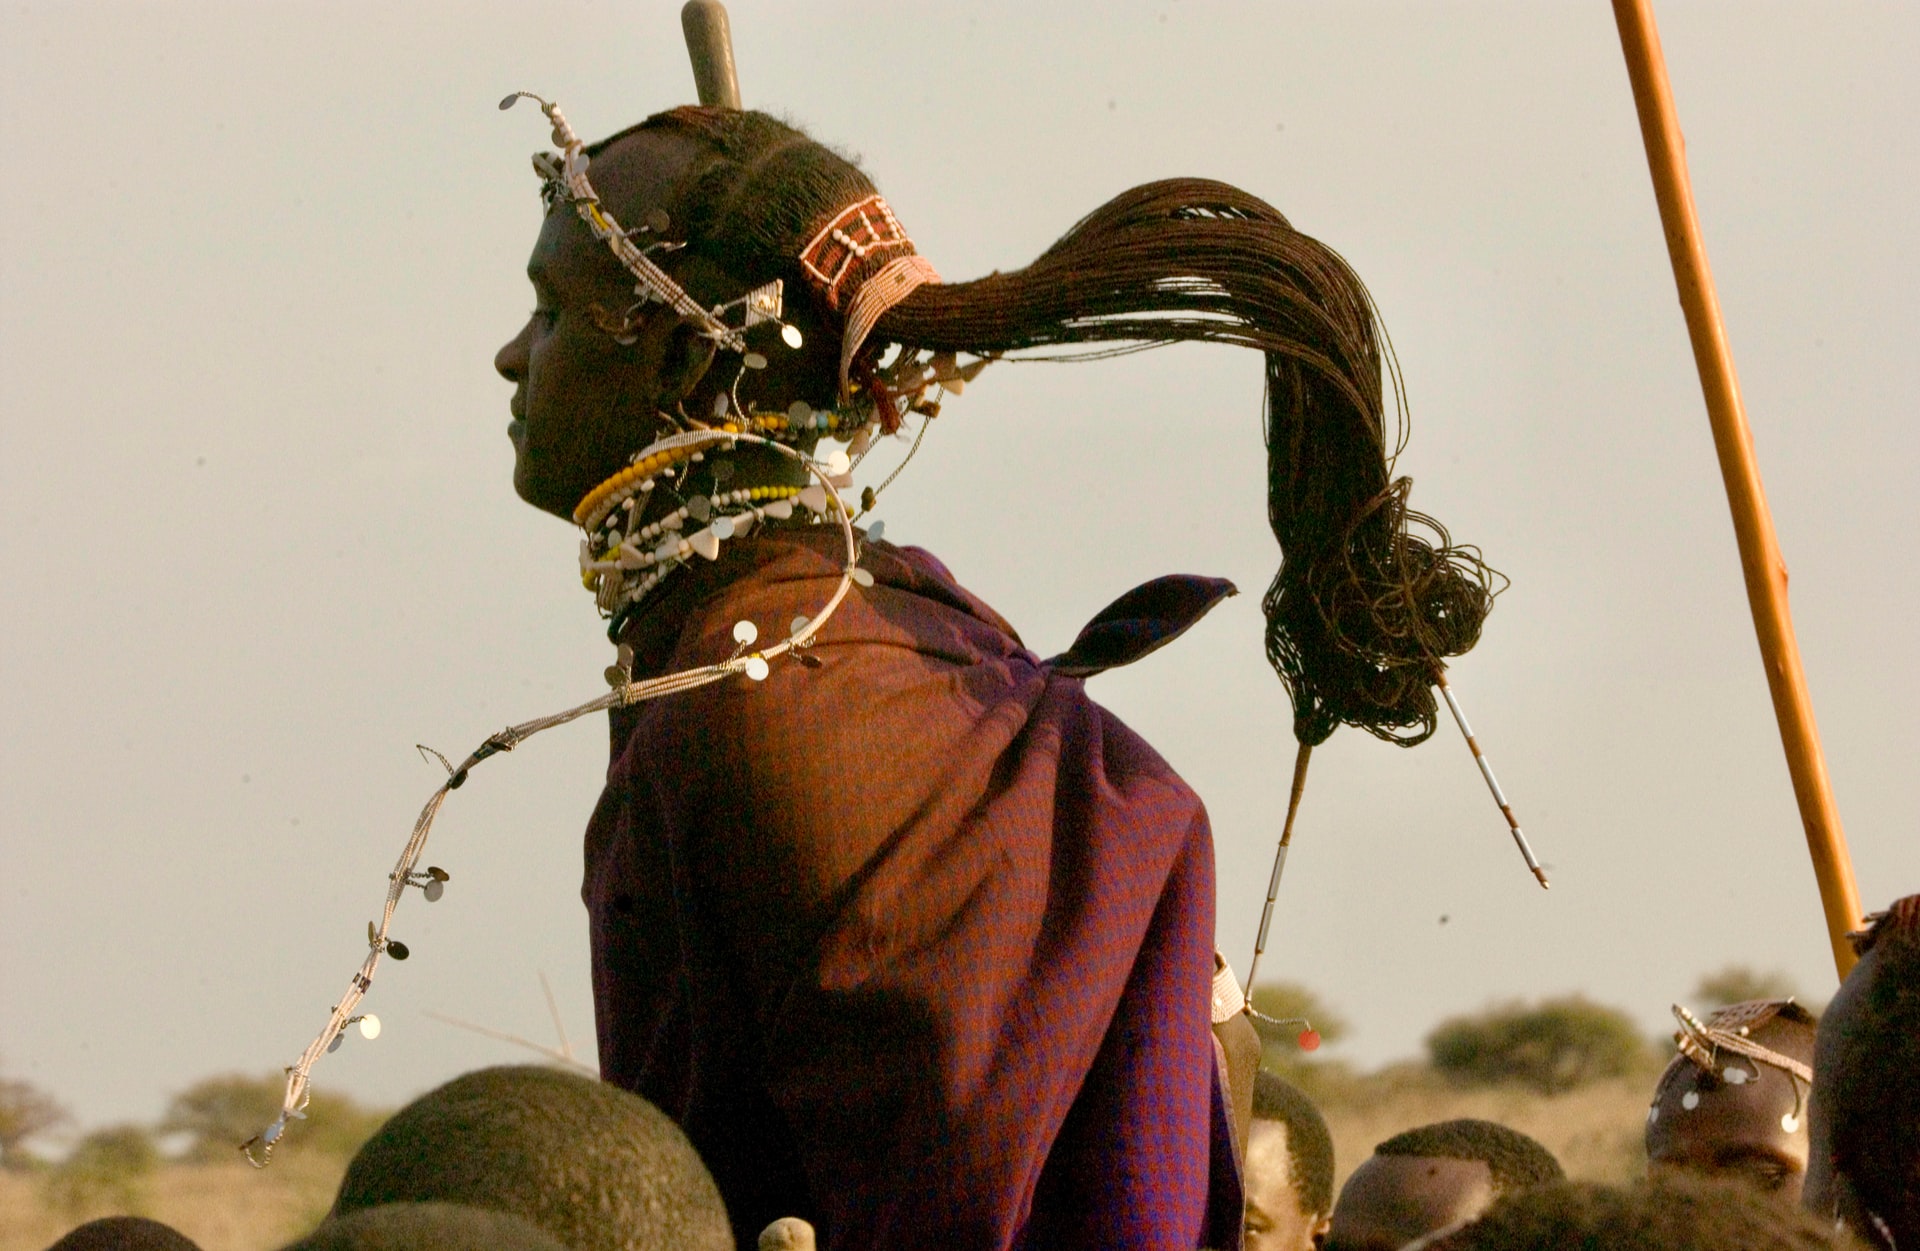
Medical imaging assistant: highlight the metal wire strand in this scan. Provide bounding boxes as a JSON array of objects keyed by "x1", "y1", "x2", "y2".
[{"x1": 243, "y1": 431, "x2": 859, "y2": 1165}]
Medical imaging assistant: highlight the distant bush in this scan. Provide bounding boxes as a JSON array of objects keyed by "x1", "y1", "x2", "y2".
[
  {"x1": 1690, "y1": 966, "x2": 1802, "y2": 1012},
  {"x1": 1426, "y1": 997, "x2": 1650, "y2": 1095},
  {"x1": 0, "y1": 1075, "x2": 70, "y2": 1170},
  {"x1": 42, "y1": 1124, "x2": 158, "y2": 1218},
  {"x1": 161, "y1": 1072, "x2": 388, "y2": 1161}
]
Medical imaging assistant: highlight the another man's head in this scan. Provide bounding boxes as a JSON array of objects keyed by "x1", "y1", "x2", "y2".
[
  {"x1": 1326, "y1": 1119, "x2": 1563, "y2": 1251},
  {"x1": 1419, "y1": 1176, "x2": 1852, "y2": 1251},
  {"x1": 1645, "y1": 998, "x2": 1817, "y2": 1199},
  {"x1": 1805, "y1": 894, "x2": 1920, "y2": 1250},
  {"x1": 1243, "y1": 1071, "x2": 1335, "y2": 1251},
  {"x1": 327, "y1": 1065, "x2": 732, "y2": 1251}
]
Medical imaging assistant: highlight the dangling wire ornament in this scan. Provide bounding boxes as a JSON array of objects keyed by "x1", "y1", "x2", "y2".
[
  {"x1": 499, "y1": 91, "x2": 800, "y2": 356},
  {"x1": 1434, "y1": 668, "x2": 1548, "y2": 889},
  {"x1": 1243, "y1": 740, "x2": 1313, "y2": 1002},
  {"x1": 242, "y1": 429, "x2": 861, "y2": 1165}
]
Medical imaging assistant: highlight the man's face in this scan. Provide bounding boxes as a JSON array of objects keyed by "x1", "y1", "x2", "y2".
[
  {"x1": 1244, "y1": 1119, "x2": 1331, "y2": 1251},
  {"x1": 1645, "y1": 1055, "x2": 1810, "y2": 1200},
  {"x1": 493, "y1": 128, "x2": 716, "y2": 520},
  {"x1": 1325, "y1": 1154, "x2": 1493, "y2": 1251}
]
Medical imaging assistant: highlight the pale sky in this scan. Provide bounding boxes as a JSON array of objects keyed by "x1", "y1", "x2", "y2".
[{"x1": 2, "y1": 2, "x2": 1914, "y2": 1135}]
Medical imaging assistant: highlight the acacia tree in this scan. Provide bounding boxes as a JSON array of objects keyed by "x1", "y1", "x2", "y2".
[
  {"x1": 161, "y1": 1072, "x2": 387, "y2": 1160},
  {"x1": 1691, "y1": 966, "x2": 1802, "y2": 1012},
  {"x1": 0, "y1": 1077, "x2": 70, "y2": 1170},
  {"x1": 1426, "y1": 996, "x2": 1650, "y2": 1095}
]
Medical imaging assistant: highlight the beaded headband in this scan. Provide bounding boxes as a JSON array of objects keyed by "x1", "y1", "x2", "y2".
[
  {"x1": 797, "y1": 194, "x2": 943, "y2": 401},
  {"x1": 500, "y1": 91, "x2": 800, "y2": 357},
  {"x1": 1670, "y1": 999, "x2": 1814, "y2": 1085}
]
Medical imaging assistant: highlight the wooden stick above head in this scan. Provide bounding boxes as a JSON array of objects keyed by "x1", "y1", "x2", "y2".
[
  {"x1": 682, "y1": 0, "x2": 742, "y2": 109},
  {"x1": 1611, "y1": 0, "x2": 1863, "y2": 979}
]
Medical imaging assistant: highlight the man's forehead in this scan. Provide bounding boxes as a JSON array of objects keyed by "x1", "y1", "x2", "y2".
[
  {"x1": 580, "y1": 126, "x2": 712, "y2": 215},
  {"x1": 1245, "y1": 1119, "x2": 1295, "y2": 1182},
  {"x1": 1344, "y1": 1154, "x2": 1493, "y2": 1212},
  {"x1": 1331, "y1": 1155, "x2": 1494, "y2": 1249},
  {"x1": 520, "y1": 126, "x2": 715, "y2": 292}
]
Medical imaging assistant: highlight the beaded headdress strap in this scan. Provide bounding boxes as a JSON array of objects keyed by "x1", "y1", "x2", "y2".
[
  {"x1": 797, "y1": 193, "x2": 943, "y2": 401},
  {"x1": 500, "y1": 91, "x2": 796, "y2": 357},
  {"x1": 1670, "y1": 999, "x2": 1815, "y2": 1085}
]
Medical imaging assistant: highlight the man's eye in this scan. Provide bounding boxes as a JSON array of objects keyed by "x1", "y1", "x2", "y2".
[{"x1": 1733, "y1": 1160, "x2": 1791, "y2": 1190}]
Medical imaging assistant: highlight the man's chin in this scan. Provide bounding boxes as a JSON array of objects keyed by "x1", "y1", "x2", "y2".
[{"x1": 510, "y1": 461, "x2": 574, "y2": 522}]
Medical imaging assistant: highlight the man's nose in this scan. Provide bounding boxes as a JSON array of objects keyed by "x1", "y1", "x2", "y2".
[{"x1": 495, "y1": 322, "x2": 530, "y2": 381}]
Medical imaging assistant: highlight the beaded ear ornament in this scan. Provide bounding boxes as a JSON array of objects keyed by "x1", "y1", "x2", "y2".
[
  {"x1": 242, "y1": 426, "x2": 863, "y2": 1166},
  {"x1": 500, "y1": 91, "x2": 801, "y2": 357}
]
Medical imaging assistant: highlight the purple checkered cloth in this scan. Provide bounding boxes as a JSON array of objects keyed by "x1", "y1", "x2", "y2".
[{"x1": 587, "y1": 529, "x2": 1242, "y2": 1250}]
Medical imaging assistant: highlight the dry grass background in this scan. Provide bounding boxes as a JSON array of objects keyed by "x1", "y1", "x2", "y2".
[
  {"x1": 0, "y1": 1065, "x2": 1659, "y2": 1251},
  {"x1": 1313, "y1": 1067, "x2": 1656, "y2": 1188},
  {"x1": 0, "y1": 1153, "x2": 344, "y2": 1251}
]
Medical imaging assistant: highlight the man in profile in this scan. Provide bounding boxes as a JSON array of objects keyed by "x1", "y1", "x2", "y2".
[
  {"x1": 1644, "y1": 998, "x2": 1817, "y2": 1200},
  {"x1": 1326, "y1": 1119, "x2": 1563, "y2": 1251},
  {"x1": 1242, "y1": 1071, "x2": 1335, "y2": 1251}
]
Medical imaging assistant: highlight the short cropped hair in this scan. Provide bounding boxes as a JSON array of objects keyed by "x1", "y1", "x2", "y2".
[
  {"x1": 1374, "y1": 1118, "x2": 1564, "y2": 1195},
  {"x1": 332, "y1": 1066, "x2": 731, "y2": 1251},
  {"x1": 1426, "y1": 1176, "x2": 1850, "y2": 1251},
  {"x1": 286, "y1": 1202, "x2": 572, "y2": 1251},
  {"x1": 1251, "y1": 1070, "x2": 1335, "y2": 1215}
]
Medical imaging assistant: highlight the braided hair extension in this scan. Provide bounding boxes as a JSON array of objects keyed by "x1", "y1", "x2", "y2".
[{"x1": 597, "y1": 110, "x2": 1501, "y2": 746}]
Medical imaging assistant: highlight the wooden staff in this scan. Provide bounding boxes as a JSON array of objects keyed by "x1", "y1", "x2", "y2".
[
  {"x1": 1612, "y1": 0, "x2": 1863, "y2": 978},
  {"x1": 682, "y1": 0, "x2": 742, "y2": 109}
]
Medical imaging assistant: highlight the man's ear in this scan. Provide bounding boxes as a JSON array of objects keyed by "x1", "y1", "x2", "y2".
[{"x1": 657, "y1": 316, "x2": 718, "y2": 408}]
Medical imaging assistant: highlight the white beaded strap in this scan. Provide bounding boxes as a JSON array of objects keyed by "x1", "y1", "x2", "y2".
[{"x1": 838, "y1": 254, "x2": 941, "y2": 402}]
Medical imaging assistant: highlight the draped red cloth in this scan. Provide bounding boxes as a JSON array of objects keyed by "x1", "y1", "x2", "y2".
[{"x1": 586, "y1": 529, "x2": 1241, "y2": 1250}]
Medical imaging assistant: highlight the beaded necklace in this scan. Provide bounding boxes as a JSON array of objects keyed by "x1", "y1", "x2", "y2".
[{"x1": 577, "y1": 401, "x2": 885, "y2": 630}]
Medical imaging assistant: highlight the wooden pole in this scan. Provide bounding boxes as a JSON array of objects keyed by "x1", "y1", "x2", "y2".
[
  {"x1": 681, "y1": 1, "x2": 742, "y2": 109},
  {"x1": 1611, "y1": 0, "x2": 1863, "y2": 979}
]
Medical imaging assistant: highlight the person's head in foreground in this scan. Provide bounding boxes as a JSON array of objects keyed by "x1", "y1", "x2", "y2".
[
  {"x1": 1243, "y1": 1070, "x2": 1336, "y2": 1251},
  {"x1": 280, "y1": 1202, "x2": 571, "y2": 1251},
  {"x1": 1325, "y1": 1118, "x2": 1563, "y2": 1251},
  {"x1": 1414, "y1": 1175, "x2": 1854, "y2": 1251},
  {"x1": 316, "y1": 1065, "x2": 732, "y2": 1251},
  {"x1": 1645, "y1": 997, "x2": 1818, "y2": 1200},
  {"x1": 1804, "y1": 893, "x2": 1920, "y2": 1251},
  {"x1": 45, "y1": 1216, "x2": 203, "y2": 1251}
]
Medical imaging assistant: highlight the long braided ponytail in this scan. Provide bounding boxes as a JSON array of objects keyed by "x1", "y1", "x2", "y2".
[{"x1": 610, "y1": 110, "x2": 1500, "y2": 745}]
